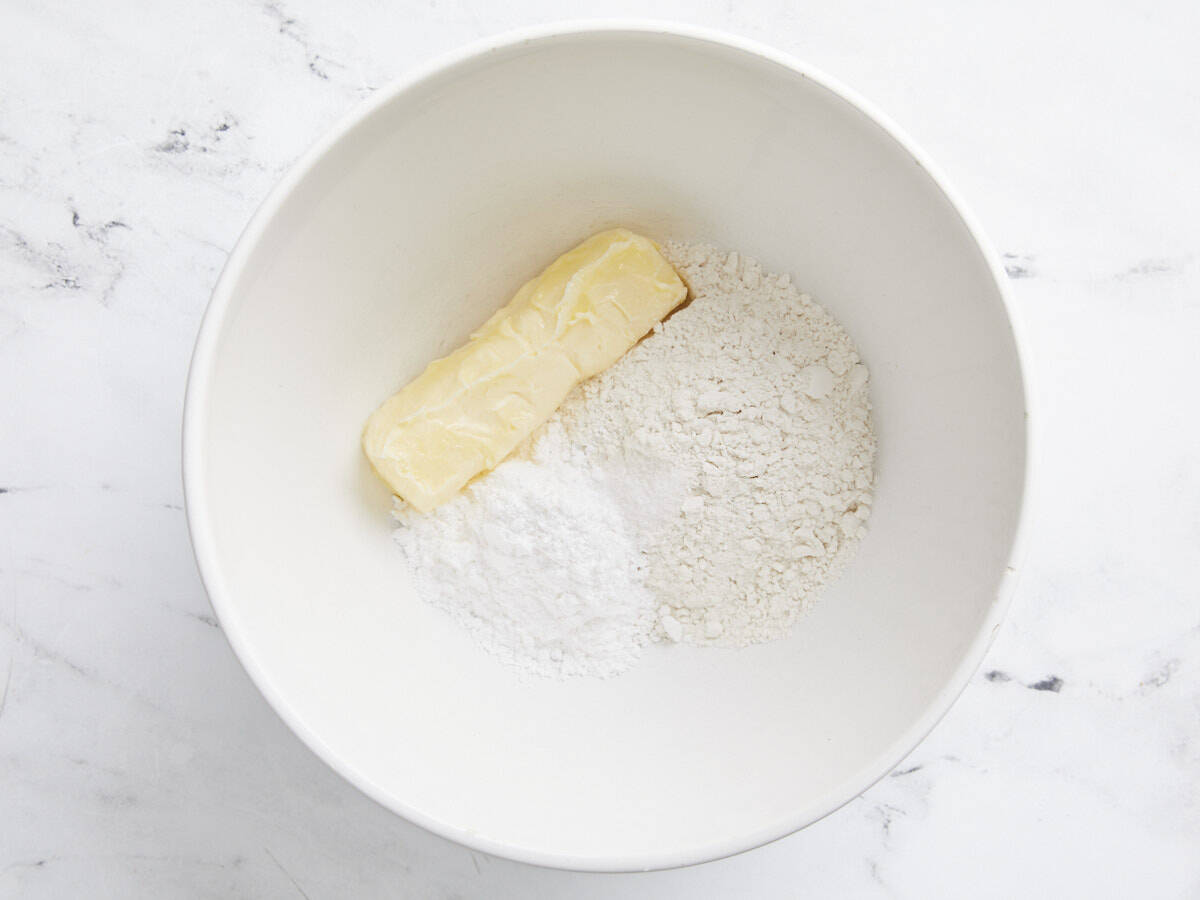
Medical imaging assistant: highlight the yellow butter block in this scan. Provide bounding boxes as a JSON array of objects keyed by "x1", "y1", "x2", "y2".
[{"x1": 363, "y1": 228, "x2": 687, "y2": 512}]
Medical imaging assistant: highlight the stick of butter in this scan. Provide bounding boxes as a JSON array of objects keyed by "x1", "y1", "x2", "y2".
[{"x1": 362, "y1": 228, "x2": 687, "y2": 512}]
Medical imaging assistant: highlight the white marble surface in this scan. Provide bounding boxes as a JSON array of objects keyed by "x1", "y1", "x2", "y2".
[{"x1": 2, "y1": 0, "x2": 1198, "y2": 896}]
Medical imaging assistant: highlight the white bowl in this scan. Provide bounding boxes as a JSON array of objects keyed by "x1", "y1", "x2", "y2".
[{"x1": 184, "y1": 23, "x2": 1032, "y2": 872}]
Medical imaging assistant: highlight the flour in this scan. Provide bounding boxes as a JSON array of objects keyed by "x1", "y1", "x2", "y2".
[{"x1": 392, "y1": 241, "x2": 875, "y2": 675}]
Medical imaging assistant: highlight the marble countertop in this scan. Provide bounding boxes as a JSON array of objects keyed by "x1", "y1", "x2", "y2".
[{"x1": 3, "y1": 0, "x2": 1198, "y2": 896}]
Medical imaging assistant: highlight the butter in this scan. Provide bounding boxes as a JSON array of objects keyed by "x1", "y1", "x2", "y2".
[{"x1": 362, "y1": 228, "x2": 688, "y2": 512}]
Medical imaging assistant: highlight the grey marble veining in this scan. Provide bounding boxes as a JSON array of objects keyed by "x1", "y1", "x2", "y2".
[{"x1": 2, "y1": 0, "x2": 1198, "y2": 897}]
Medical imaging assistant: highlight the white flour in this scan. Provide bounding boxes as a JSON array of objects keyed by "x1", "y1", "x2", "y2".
[{"x1": 392, "y1": 241, "x2": 876, "y2": 677}]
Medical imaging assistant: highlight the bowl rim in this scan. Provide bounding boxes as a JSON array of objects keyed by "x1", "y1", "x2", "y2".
[{"x1": 182, "y1": 19, "x2": 1036, "y2": 873}]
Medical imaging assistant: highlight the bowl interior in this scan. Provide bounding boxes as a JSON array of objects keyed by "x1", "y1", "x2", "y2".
[{"x1": 188, "y1": 29, "x2": 1027, "y2": 870}]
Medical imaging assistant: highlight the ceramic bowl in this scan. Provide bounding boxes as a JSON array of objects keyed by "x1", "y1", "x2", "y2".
[{"x1": 184, "y1": 23, "x2": 1032, "y2": 871}]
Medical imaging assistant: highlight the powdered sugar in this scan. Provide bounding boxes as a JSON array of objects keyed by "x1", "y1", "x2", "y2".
[
  {"x1": 392, "y1": 459, "x2": 658, "y2": 678},
  {"x1": 391, "y1": 240, "x2": 875, "y2": 676}
]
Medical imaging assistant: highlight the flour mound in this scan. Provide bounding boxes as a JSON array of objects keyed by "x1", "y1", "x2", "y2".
[{"x1": 538, "y1": 242, "x2": 876, "y2": 646}]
